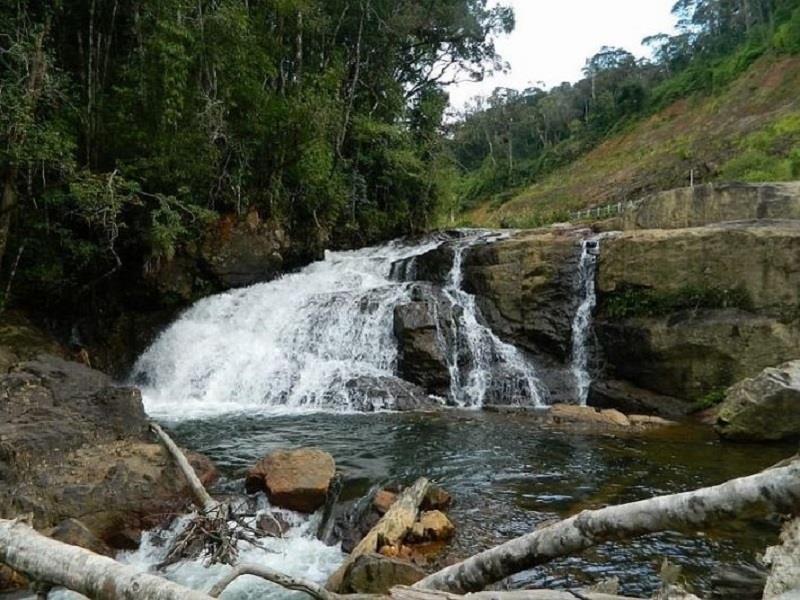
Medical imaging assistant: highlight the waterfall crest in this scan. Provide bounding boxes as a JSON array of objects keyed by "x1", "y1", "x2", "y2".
[{"x1": 133, "y1": 232, "x2": 546, "y2": 419}]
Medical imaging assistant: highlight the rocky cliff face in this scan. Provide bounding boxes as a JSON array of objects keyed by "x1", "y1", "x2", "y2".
[
  {"x1": 615, "y1": 182, "x2": 800, "y2": 231},
  {"x1": 461, "y1": 184, "x2": 800, "y2": 414}
]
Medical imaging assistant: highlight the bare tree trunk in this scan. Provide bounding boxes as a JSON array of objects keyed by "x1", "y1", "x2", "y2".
[
  {"x1": 415, "y1": 459, "x2": 800, "y2": 594},
  {"x1": 326, "y1": 478, "x2": 430, "y2": 592},
  {"x1": 0, "y1": 520, "x2": 211, "y2": 600},
  {"x1": 150, "y1": 423, "x2": 222, "y2": 516},
  {"x1": 0, "y1": 172, "x2": 17, "y2": 269}
]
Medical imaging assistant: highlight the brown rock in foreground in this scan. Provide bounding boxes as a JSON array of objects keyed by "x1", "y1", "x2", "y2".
[
  {"x1": 408, "y1": 510, "x2": 455, "y2": 543},
  {"x1": 245, "y1": 448, "x2": 335, "y2": 513},
  {"x1": 0, "y1": 355, "x2": 219, "y2": 551}
]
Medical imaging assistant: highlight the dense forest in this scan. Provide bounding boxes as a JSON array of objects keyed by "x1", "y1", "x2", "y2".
[
  {"x1": 451, "y1": 0, "x2": 800, "y2": 213},
  {"x1": 0, "y1": 0, "x2": 511, "y2": 316},
  {"x1": 2, "y1": 0, "x2": 800, "y2": 322}
]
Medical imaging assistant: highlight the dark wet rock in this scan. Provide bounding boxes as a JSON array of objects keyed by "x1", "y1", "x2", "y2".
[
  {"x1": 331, "y1": 490, "x2": 383, "y2": 554},
  {"x1": 343, "y1": 375, "x2": 438, "y2": 411},
  {"x1": 0, "y1": 355, "x2": 219, "y2": 543},
  {"x1": 49, "y1": 518, "x2": 113, "y2": 556},
  {"x1": 421, "y1": 484, "x2": 453, "y2": 512},
  {"x1": 339, "y1": 554, "x2": 426, "y2": 594},
  {"x1": 589, "y1": 379, "x2": 690, "y2": 418},
  {"x1": 462, "y1": 228, "x2": 585, "y2": 362},
  {"x1": 716, "y1": 360, "x2": 800, "y2": 441},
  {"x1": 391, "y1": 245, "x2": 455, "y2": 284},
  {"x1": 597, "y1": 309, "x2": 800, "y2": 404},
  {"x1": 393, "y1": 301, "x2": 450, "y2": 395},
  {"x1": 256, "y1": 512, "x2": 293, "y2": 537},
  {"x1": 245, "y1": 448, "x2": 336, "y2": 513}
]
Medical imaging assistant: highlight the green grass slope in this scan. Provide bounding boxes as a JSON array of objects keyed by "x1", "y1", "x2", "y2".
[{"x1": 465, "y1": 55, "x2": 800, "y2": 228}]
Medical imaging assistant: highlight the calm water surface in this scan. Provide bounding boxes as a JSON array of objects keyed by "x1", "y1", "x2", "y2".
[{"x1": 166, "y1": 411, "x2": 792, "y2": 597}]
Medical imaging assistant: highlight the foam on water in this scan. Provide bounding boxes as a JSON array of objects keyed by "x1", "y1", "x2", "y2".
[{"x1": 117, "y1": 501, "x2": 344, "y2": 599}]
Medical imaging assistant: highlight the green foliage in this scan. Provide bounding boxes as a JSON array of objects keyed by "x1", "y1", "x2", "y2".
[
  {"x1": 774, "y1": 6, "x2": 800, "y2": 52},
  {"x1": 603, "y1": 285, "x2": 754, "y2": 319},
  {"x1": 692, "y1": 388, "x2": 728, "y2": 412},
  {"x1": 0, "y1": 0, "x2": 513, "y2": 314},
  {"x1": 720, "y1": 113, "x2": 800, "y2": 181}
]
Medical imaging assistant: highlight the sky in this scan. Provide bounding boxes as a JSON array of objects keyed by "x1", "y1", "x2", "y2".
[{"x1": 448, "y1": 0, "x2": 678, "y2": 110}]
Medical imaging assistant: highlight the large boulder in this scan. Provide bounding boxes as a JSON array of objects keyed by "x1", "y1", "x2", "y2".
[
  {"x1": 393, "y1": 300, "x2": 450, "y2": 396},
  {"x1": 245, "y1": 448, "x2": 336, "y2": 513},
  {"x1": 716, "y1": 360, "x2": 800, "y2": 441},
  {"x1": 0, "y1": 355, "x2": 218, "y2": 543},
  {"x1": 598, "y1": 221, "x2": 800, "y2": 321},
  {"x1": 200, "y1": 213, "x2": 290, "y2": 289}
]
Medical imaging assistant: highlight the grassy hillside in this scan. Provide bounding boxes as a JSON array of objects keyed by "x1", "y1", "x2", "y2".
[{"x1": 464, "y1": 55, "x2": 800, "y2": 228}]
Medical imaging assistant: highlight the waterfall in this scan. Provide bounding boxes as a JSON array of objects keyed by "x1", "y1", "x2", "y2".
[
  {"x1": 132, "y1": 232, "x2": 546, "y2": 419},
  {"x1": 570, "y1": 238, "x2": 600, "y2": 406},
  {"x1": 443, "y1": 239, "x2": 546, "y2": 407}
]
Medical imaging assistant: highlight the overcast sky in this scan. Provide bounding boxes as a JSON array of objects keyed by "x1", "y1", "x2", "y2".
[{"x1": 448, "y1": 0, "x2": 678, "y2": 110}]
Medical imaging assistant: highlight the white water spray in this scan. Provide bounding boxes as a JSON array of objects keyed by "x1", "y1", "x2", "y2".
[
  {"x1": 570, "y1": 238, "x2": 600, "y2": 405},
  {"x1": 443, "y1": 239, "x2": 546, "y2": 407}
]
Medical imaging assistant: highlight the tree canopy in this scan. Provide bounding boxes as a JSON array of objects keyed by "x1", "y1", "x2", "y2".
[{"x1": 0, "y1": 0, "x2": 512, "y2": 313}]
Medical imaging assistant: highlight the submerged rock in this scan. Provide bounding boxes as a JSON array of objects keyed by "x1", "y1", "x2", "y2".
[
  {"x1": 343, "y1": 375, "x2": 438, "y2": 411},
  {"x1": 245, "y1": 448, "x2": 336, "y2": 513},
  {"x1": 716, "y1": 360, "x2": 800, "y2": 441},
  {"x1": 339, "y1": 554, "x2": 426, "y2": 594}
]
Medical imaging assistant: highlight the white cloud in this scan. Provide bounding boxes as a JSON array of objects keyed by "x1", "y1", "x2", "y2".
[{"x1": 448, "y1": 0, "x2": 677, "y2": 109}]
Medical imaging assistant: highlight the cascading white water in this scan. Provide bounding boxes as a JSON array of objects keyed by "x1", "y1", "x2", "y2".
[
  {"x1": 570, "y1": 238, "x2": 600, "y2": 406},
  {"x1": 132, "y1": 232, "x2": 546, "y2": 419},
  {"x1": 443, "y1": 239, "x2": 546, "y2": 407}
]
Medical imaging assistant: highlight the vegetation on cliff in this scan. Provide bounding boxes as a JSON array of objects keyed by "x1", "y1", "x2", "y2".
[{"x1": 451, "y1": 0, "x2": 800, "y2": 227}]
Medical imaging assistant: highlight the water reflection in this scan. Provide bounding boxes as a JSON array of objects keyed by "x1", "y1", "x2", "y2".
[{"x1": 165, "y1": 411, "x2": 792, "y2": 597}]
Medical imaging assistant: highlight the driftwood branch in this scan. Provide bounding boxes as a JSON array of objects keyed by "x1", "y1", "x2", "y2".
[
  {"x1": 415, "y1": 458, "x2": 800, "y2": 593},
  {"x1": 326, "y1": 477, "x2": 430, "y2": 592},
  {"x1": 209, "y1": 563, "x2": 337, "y2": 599}
]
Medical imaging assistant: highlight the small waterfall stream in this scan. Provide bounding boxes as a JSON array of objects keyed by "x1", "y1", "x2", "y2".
[
  {"x1": 132, "y1": 231, "x2": 545, "y2": 419},
  {"x1": 570, "y1": 238, "x2": 600, "y2": 405}
]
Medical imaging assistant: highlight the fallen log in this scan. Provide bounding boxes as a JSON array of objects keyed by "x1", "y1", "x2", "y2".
[
  {"x1": 415, "y1": 458, "x2": 800, "y2": 594},
  {"x1": 0, "y1": 522, "x2": 636, "y2": 600},
  {"x1": 326, "y1": 478, "x2": 430, "y2": 592},
  {"x1": 0, "y1": 519, "x2": 210, "y2": 600}
]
